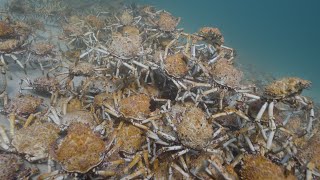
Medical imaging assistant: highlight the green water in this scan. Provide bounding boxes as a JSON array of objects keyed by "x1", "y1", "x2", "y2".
[{"x1": 138, "y1": 0, "x2": 320, "y2": 102}]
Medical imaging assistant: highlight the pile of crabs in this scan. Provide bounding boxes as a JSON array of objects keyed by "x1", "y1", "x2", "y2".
[{"x1": 0, "y1": 2, "x2": 319, "y2": 180}]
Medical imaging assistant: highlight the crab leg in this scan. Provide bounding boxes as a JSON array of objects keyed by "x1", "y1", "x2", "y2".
[
  {"x1": 120, "y1": 168, "x2": 146, "y2": 180},
  {"x1": 171, "y1": 162, "x2": 190, "y2": 178},
  {"x1": 267, "y1": 101, "x2": 276, "y2": 150},
  {"x1": 37, "y1": 170, "x2": 62, "y2": 180},
  {"x1": 96, "y1": 170, "x2": 116, "y2": 177},
  {"x1": 172, "y1": 149, "x2": 190, "y2": 159},
  {"x1": 164, "y1": 33, "x2": 180, "y2": 58},
  {"x1": 0, "y1": 125, "x2": 9, "y2": 144},
  {"x1": 244, "y1": 135, "x2": 255, "y2": 152},
  {"x1": 307, "y1": 108, "x2": 315, "y2": 133},
  {"x1": 24, "y1": 113, "x2": 39, "y2": 128},
  {"x1": 26, "y1": 154, "x2": 48, "y2": 162},
  {"x1": 142, "y1": 150, "x2": 150, "y2": 169},
  {"x1": 8, "y1": 113, "x2": 15, "y2": 136},
  {"x1": 255, "y1": 102, "x2": 268, "y2": 122},
  {"x1": 123, "y1": 154, "x2": 141, "y2": 174}
]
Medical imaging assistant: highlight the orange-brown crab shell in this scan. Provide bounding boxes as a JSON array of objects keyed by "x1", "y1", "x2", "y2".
[
  {"x1": 119, "y1": 10, "x2": 134, "y2": 26},
  {"x1": 12, "y1": 122, "x2": 60, "y2": 157},
  {"x1": 209, "y1": 58, "x2": 243, "y2": 87},
  {"x1": 172, "y1": 103, "x2": 214, "y2": 150},
  {"x1": 118, "y1": 93, "x2": 151, "y2": 120},
  {"x1": 69, "y1": 62, "x2": 95, "y2": 77},
  {"x1": 164, "y1": 53, "x2": 188, "y2": 78},
  {"x1": 158, "y1": 12, "x2": 180, "y2": 32},
  {"x1": 240, "y1": 155, "x2": 296, "y2": 180},
  {"x1": 61, "y1": 110, "x2": 97, "y2": 129},
  {"x1": 0, "y1": 21, "x2": 15, "y2": 37},
  {"x1": 198, "y1": 27, "x2": 225, "y2": 45},
  {"x1": 0, "y1": 39, "x2": 21, "y2": 53},
  {"x1": 31, "y1": 42, "x2": 55, "y2": 56},
  {"x1": 85, "y1": 15, "x2": 105, "y2": 29},
  {"x1": 0, "y1": 154, "x2": 23, "y2": 180},
  {"x1": 264, "y1": 77, "x2": 311, "y2": 99},
  {"x1": 4, "y1": 95, "x2": 43, "y2": 116},
  {"x1": 53, "y1": 123, "x2": 105, "y2": 173},
  {"x1": 117, "y1": 124, "x2": 145, "y2": 154}
]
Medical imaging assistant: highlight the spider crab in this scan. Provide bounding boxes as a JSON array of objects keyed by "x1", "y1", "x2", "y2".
[{"x1": 242, "y1": 77, "x2": 313, "y2": 150}]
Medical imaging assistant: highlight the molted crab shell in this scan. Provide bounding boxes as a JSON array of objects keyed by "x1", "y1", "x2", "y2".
[
  {"x1": 164, "y1": 53, "x2": 188, "y2": 78},
  {"x1": 157, "y1": 12, "x2": 180, "y2": 32},
  {"x1": 263, "y1": 77, "x2": 311, "y2": 99},
  {"x1": 52, "y1": 123, "x2": 105, "y2": 173},
  {"x1": 240, "y1": 155, "x2": 296, "y2": 180},
  {"x1": 31, "y1": 42, "x2": 55, "y2": 56},
  {"x1": 61, "y1": 110, "x2": 97, "y2": 129},
  {"x1": 171, "y1": 102, "x2": 214, "y2": 150},
  {"x1": 119, "y1": 10, "x2": 133, "y2": 26},
  {"x1": 0, "y1": 154, "x2": 23, "y2": 180},
  {"x1": 0, "y1": 21, "x2": 15, "y2": 37},
  {"x1": 69, "y1": 62, "x2": 95, "y2": 77},
  {"x1": 117, "y1": 124, "x2": 145, "y2": 154},
  {"x1": 12, "y1": 121, "x2": 60, "y2": 158},
  {"x1": 121, "y1": 25, "x2": 140, "y2": 37},
  {"x1": 209, "y1": 58, "x2": 243, "y2": 87},
  {"x1": 297, "y1": 133, "x2": 320, "y2": 170},
  {"x1": 198, "y1": 27, "x2": 224, "y2": 47},
  {"x1": 32, "y1": 76, "x2": 60, "y2": 93},
  {"x1": 109, "y1": 34, "x2": 141, "y2": 58},
  {"x1": 4, "y1": 94, "x2": 43, "y2": 116},
  {"x1": 118, "y1": 93, "x2": 151, "y2": 120},
  {"x1": 0, "y1": 39, "x2": 21, "y2": 53},
  {"x1": 85, "y1": 15, "x2": 105, "y2": 30}
]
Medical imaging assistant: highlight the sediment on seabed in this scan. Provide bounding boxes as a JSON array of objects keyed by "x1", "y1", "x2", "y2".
[{"x1": 0, "y1": 0, "x2": 319, "y2": 179}]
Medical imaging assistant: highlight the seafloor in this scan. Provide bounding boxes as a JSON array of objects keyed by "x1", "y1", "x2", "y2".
[{"x1": 0, "y1": 0, "x2": 319, "y2": 179}]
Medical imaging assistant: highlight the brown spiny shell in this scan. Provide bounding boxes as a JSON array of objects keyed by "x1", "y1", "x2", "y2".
[
  {"x1": 264, "y1": 77, "x2": 311, "y2": 99},
  {"x1": 12, "y1": 122, "x2": 60, "y2": 157},
  {"x1": 164, "y1": 53, "x2": 188, "y2": 78},
  {"x1": 198, "y1": 27, "x2": 224, "y2": 46},
  {"x1": 0, "y1": 154, "x2": 23, "y2": 180},
  {"x1": 173, "y1": 103, "x2": 213, "y2": 150},
  {"x1": 119, "y1": 93, "x2": 151, "y2": 120},
  {"x1": 85, "y1": 15, "x2": 105, "y2": 29},
  {"x1": 31, "y1": 42, "x2": 55, "y2": 56},
  {"x1": 210, "y1": 58, "x2": 243, "y2": 87},
  {"x1": 56, "y1": 97, "x2": 82, "y2": 114},
  {"x1": 241, "y1": 155, "x2": 296, "y2": 180},
  {"x1": 109, "y1": 34, "x2": 141, "y2": 58},
  {"x1": 153, "y1": 159, "x2": 184, "y2": 179},
  {"x1": 0, "y1": 21, "x2": 14, "y2": 37},
  {"x1": 117, "y1": 124, "x2": 144, "y2": 154},
  {"x1": 0, "y1": 39, "x2": 21, "y2": 53},
  {"x1": 188, "y1": 153, "x2": 212, "y2": 179},
  {"x1": 13, "y1": 21, "x2": 31, "y2": 37},
  {"x1": 93, "y1": 92, "x2": 113, "y2": 108},
  {"x1": 297, "y1": 134, "x2": 320, "y2": 170},
  {"x1": 61, "y1": 110, "x2": 97, "y2": 128},
  {"x1": 53, "y1": 123, "x2": 105, "y2": 173},
  {"x1": 158, "y1": 12, "x2": 180, "y2": 32},
  {"x1": 119, "y1": 10, "x2": 133, "y2": 25},
  {"x1": 4, "y1": 94, "x2": 43, "y2": 116},
  {"x1": 64, "y1": 49, "x2": 81, "y2": 61},
  {"x1": 69, "y1": 62, "x2": 95, "y2": 76},
  {"x1": 32, "y1": 76, "x2": 59, "y2": 93},
  {"x1": 122, "y1": 25, "x2": 140, "y2": 37},
  {"x1": 62, "y1": 24, "x2": 83, "y2": 37}
]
